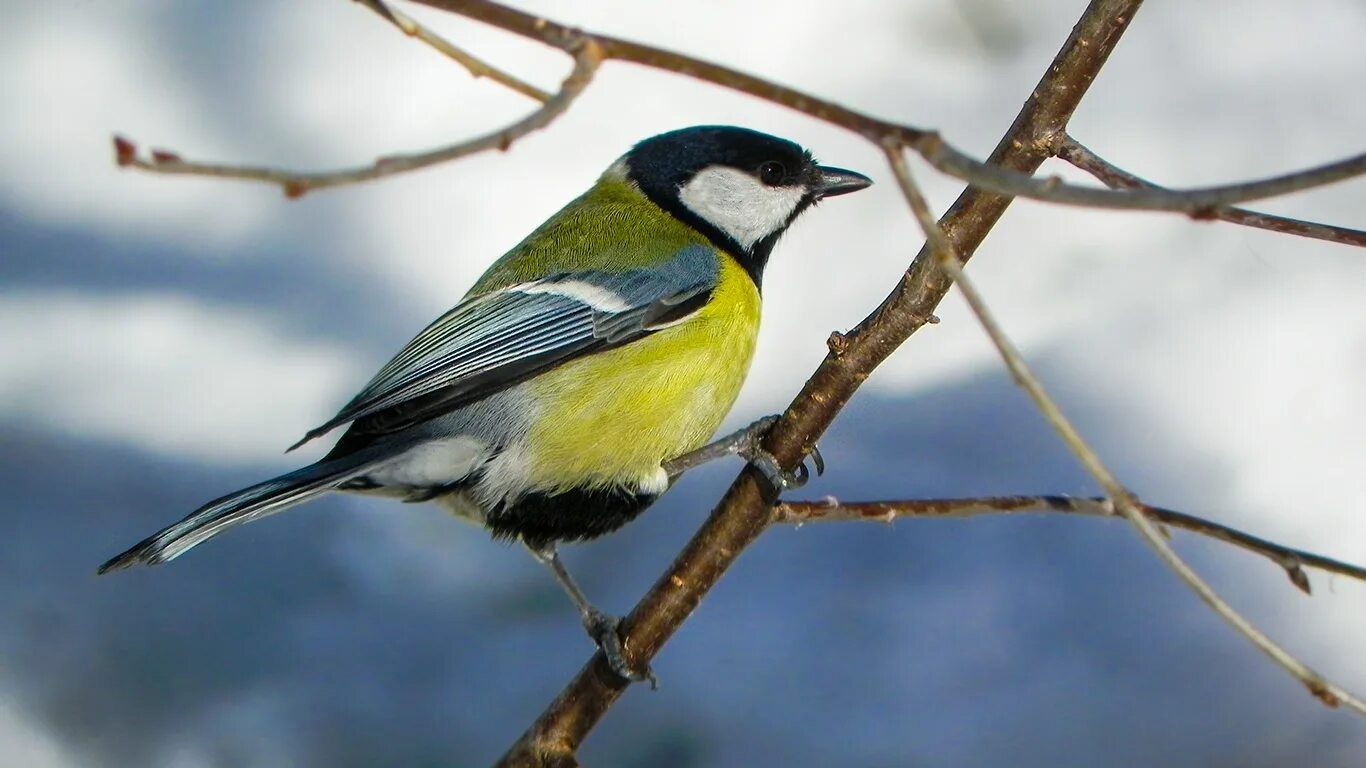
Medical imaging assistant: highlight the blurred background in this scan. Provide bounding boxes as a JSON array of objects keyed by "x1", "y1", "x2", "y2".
[{"x1": 3, "y1": 0, "x2": 1364, "y2": 765}]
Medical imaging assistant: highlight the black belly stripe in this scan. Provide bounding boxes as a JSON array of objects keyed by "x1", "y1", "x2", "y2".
[{"x1": 488, "y1": 487, "x2": 659, "y2": 547}]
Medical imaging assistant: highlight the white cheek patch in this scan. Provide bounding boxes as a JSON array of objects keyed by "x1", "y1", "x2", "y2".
[{"x1": 678, "y1": 166, "x2": 806, "y2": 249}]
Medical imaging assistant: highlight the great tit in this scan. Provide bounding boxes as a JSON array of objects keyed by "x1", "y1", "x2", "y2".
[{"x1": 100, "y1": 125, "x2": 871, "y2": 681}]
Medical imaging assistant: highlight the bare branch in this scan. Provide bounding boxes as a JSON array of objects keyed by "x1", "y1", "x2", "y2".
[
  {"x1": 775, "y1": 496, "x2": 1366, "y2": 595},
  {"x1": 111, "y1": 42, "x2": 599, "y2": 198},
  {"x1": 882, "y1": 143, "x2": 1366, "y2": 715},
  {"x1": 493, "y1": 3, "x2": 1147, "y2": 765},
  {"x1": 1057, "y1": 134, "x2": 1366, "y2": 248},
  {"x1": 355, "y1": 0, "x2": 552, "y2": 102},
  {"x1": 883, "y1": 143, "x2": 1134, "y2": 499},
  {"x1": 925, "y1": 141, "x2": 1366, "y2": 213},
  {"x1": 109, "y1": 0, "x2": 1366, "y2": 760},
  {"x1": 107, "y1": 0, "x2": 1365, "y2": 210},
  {"x1": 412, "y1": 0, "x2": 1365, "y2": 213}
]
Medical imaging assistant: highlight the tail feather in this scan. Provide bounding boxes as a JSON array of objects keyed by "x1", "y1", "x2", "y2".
[{"x1": 98, "y1": 449, "x2": 392, "y2": 574}]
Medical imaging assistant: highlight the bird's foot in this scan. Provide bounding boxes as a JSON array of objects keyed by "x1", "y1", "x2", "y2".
[
  {"x1": 583, "y1": 608, "x2": 657, "y2": 688},
  {"x1": 662, "y1": 414, "x2": 825, "y2": 494},
  {"x1": 735, "y1": 416, "x2": 825, "y2": 493}
]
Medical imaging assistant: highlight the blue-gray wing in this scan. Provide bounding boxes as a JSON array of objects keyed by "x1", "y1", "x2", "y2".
[{"x1": 290, "y1": 245, "x2": 719, "y2": 449}]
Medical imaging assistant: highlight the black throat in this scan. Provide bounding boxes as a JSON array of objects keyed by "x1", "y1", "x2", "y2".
[{"x1": 631, "y1": 183, "x2": 812, "y2": 290}]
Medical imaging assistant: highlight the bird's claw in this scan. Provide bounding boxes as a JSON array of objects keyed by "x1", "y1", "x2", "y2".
[
  {"x1": 584, "y1": 608, "x2": 657, "y2": 688},
  {"x1": 739, "y1": 420, "x2": 825, "y2": 494}
]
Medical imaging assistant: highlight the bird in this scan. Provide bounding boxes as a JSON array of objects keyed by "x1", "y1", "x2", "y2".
[{"x1": 99, "y1": 125, "x2": 871, "y2": 682}]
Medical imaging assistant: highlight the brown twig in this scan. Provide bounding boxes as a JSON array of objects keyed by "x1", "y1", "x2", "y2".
[
  {"x1": 775, "y1": 496, "x2": 1366, "y2": 595},
  {"x1": 108, "y1": 0, "x2": 1365, "y2": 759},
  {"x1": 882, "y1": 142, "x2": 1366, "y2": 714},
  {"x1": 1056, "y1": 134, "x2": 1366, "y2": 248},
  {"x1": 355, "y1": 0, "x2": 552, "y2": 102},
  {"x1": 492, "y1": 2, "x2": 1146, "y2": 765},
  {"x1": 111, "y1": 41, "x2": 599, "y2": 198},
  {"x1": 404, "y1": 1, "x2": 1365, "y2": 214},
  {"x1": 111, "y1": 0, "x2": 1365, "y2": 212}
]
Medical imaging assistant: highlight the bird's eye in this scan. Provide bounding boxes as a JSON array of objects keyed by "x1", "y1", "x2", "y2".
[{"x1": 758, "y1": 161, "x2": 786, "y2": 186}]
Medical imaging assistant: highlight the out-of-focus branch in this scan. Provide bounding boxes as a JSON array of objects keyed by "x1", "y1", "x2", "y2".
[
  {"x1": 882, "y1": 143, "x2": 1366, "y2": 715},
  {"x1": 410, "y1": 0, "x2": 1365, "y2": 214},
  {"x1": 109, "y1": 1, "x2": 1365, "y2": 210},
  {"x1": 356, "y1": 0, "x2": 551, "y2": 102},
  {"x1": 1056, "y1": 135, "x2": 1366, "y2": 248},
  {"x1": 111, "y1": 42, "x2": 599, "y2": 198},
  {"x1": 775, "y1": 496, "x2": 1366, "y2": 595},
  {"x1": 493, "y1": 2, "x2": 1146, "y2": 766},
  {"x1": 108, "y1": 0, "x2": 1365, "y2": 761}
]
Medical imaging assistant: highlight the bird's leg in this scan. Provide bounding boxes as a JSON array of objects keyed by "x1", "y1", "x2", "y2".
[
  {"x1": 663, "y1": 415, "x2": 824, "y2": 493},
  {"x1": 525, "y1": 541, "x2": 657, "y2": 687}
]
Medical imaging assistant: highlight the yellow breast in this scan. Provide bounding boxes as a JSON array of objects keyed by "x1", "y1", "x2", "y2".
[{"x1": 522, "y1": 253, "x2": 760, "y2": 494}]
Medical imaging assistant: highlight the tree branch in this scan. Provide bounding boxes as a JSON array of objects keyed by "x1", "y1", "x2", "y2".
[
  {"x1": 106, "y1": 0, "x2": 1366, "y2": 760},
  {"x1": 109, "y1": 0, "x2": 1365, "y2": 212},
  {"x1": 407, "y1": 0, "x2": 1364, "y2": 214},
  {"x1": 356, "y1": 0, "x2": 552, "y2": 102},
  {"x1": 882, "y1": 135, "x2": 1366, "y2": 715},
  {"x1": 775, "y1": 496, "x2": 1366, "y2": 596},
  {"x1": 1056, "y1": 134, "x2": 1366, "y2": 248},
  {"x1": 493, "y1": 2, "x2": 1147, "y2": 765},
  {"x1": 110, "y1": 41, "x2": 599, "y2": 198}
]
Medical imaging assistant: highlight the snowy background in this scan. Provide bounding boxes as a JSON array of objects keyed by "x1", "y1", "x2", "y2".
[{"x1": 3, "y1": 0, "x2": 1364, "y2": 765}]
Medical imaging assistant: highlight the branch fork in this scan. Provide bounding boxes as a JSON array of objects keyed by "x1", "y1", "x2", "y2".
[{"x1": 107, "y1": 0, "x2": 1366, "y2": 764}]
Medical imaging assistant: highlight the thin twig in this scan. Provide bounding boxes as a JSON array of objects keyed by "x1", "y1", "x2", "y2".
[
  {"x1": 775, "y1": 496, "x2": 1366, "y2": 595},
  {"x1": 928, "y1": 142, "x2": 1366, "y2": 212},
  {"x1": 494, "y1": 3, "x2": 1147, "y2": 765},
  {"x1": 1057, "y1": 134, "x2": 1366, "y2": 248},
  {"x1": 108, "y1": 0, "x2": 1366, "y2": 212},
  {"x1": 356, "y1": 0, "x2": 552, "y2": 102},
  {"x1": 881, "y1": 142, "x2": 1130, "y2": 500},
  {"x1": 111, "y1": 42, "x2": 599, "y2": 198},
  {"x1": 112, "y1": 0, "x2": 1365, "y2": 760},
  {"x1": 410, "y1": 0, "x2": 1365, "y2": 214},
  {"x1": 882, "y1": 143, "x2": 1366, "y2": 714}
]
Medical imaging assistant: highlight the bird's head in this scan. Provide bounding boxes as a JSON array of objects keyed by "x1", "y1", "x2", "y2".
[{"x1": 618, "y1": 125, "x2": 871, "y2": 285}]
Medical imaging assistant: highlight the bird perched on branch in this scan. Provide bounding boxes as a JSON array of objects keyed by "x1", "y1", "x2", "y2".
[{"x1": 99, "y1": 125, "x2": 871, "y2": 682}]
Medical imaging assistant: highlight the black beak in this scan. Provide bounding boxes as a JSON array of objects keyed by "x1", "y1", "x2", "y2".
[{"x1": 813, "y1": 165, "x2": 873, "y2": 198}]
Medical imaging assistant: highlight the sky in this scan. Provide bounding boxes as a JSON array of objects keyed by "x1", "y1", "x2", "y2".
[{"x1": 2, "y1": 0, "x2": 1364, "y2": 765}]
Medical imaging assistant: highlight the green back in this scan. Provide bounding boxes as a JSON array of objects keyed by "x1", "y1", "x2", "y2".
[{"x1": 468, "y1": 175, "x2": 713, "y2": 296}]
